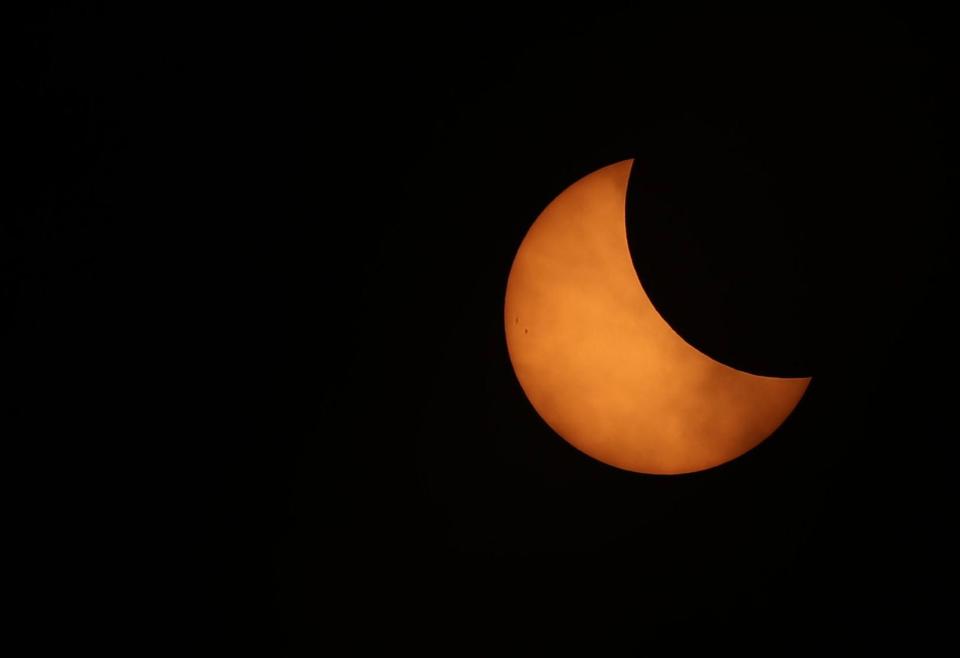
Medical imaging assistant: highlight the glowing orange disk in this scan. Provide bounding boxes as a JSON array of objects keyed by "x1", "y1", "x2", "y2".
[{"x1": 504, "y1": 160, "x2": 810, "y2": 474}]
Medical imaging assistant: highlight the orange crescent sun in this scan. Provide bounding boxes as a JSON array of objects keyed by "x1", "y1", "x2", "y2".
[{"x1": 504, "y1": 159, "x2": 811, "y2": 474}]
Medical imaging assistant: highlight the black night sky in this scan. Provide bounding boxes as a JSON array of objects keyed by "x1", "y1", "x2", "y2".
[{"x1": 11, "y1": 6, "x2": 958, "y2": 650}]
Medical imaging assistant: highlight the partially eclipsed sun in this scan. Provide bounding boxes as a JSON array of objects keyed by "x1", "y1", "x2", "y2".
[{"x1": 504, "y1": 160, "x2": 811, "y2": 474}]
